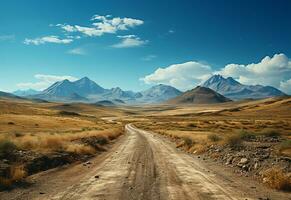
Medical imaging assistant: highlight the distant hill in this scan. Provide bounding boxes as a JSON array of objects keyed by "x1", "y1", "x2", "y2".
[
  {"x1": 202, "y1": 75, "x2": 286, "y2": 100},
  {"x1": 13, "y1": 89, "x2": 40, "y2": 96},
  {"x1": 102, "y1": 87, "x2": 136, "y2": 101},
  {"x1": 94, "y1": 100, "x2": 115, "y2": 106},
  {"x1": 137, "y1": 84, "x2": 182, "y2": 103},
  {"x1": 0, "y1": 91, "x2": 23, "y2": 100},
  {"x1": 166, "y1": 86, "x2": 231, "y2": 104}
]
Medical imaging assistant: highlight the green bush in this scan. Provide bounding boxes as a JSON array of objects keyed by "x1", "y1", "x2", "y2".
[
  {"x1": 0, "y1": 140, "x2": 17, "y2": 158},
  {"x1": 208, "y1": 134, "x2": 221, "y2": 142},
  {"x1": 260, "y1": 129, "x2": 281, "y2": 137},
  {"x1": 238, "y1": 130, "x2": 256, "y2": 140}
]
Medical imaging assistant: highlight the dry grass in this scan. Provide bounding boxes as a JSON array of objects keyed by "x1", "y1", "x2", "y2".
[
  {"x1": 223, "y1": 134, "x2": 243, "y2": 149},
  {"x1": 277, "y1": 140, "x2": 291, "y2": 157},
  {"x1": 6, "y1": 128, "x2": 124, "y2": 153},
  {"x1": 261, "y1": 167, "x2": 291, "y2": 191},
  {"x1": 207, "y1": 134, "x2": 221, "y2": 142},
  {"x1": 65, "y1": 143, "x2": 96, "y2": 155},
  {"x1": 0, "y1": 165, "x2": 27, "y2": 188}
]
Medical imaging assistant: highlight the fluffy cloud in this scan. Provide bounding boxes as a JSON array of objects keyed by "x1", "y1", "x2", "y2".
[
  {"x1": 67, "y1": 47, "x2": 86, "y2": 55},
  {"x1": 280, "y1": 79, "x2": 291, "y2": 94},
  {"x1": 17, "y1": 74, "x2": 78, "y2": 90},
  {"x1": 141, "y1": 61, "x2": 213, "y2": 90},
  {"x1": 218, "y1": 53, "x2": 291, "y2": 93},
  {"x1": 141, "y1": 53, "x2": 291, "y2": 94},
  {"x1": 58, "y1": 15, "x2": 144, "y2": 37},
  {"x1": 112, "y1": 35, "x2": 148, "y2": 48},
  {"x1": 24, "y1": 36, "x2": 73, "y2": 45}
]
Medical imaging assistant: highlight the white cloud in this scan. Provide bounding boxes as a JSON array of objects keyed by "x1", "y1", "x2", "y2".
[
  {"x1": 24, "y1": 35, "x2": 73, "y2": 45},
  {"x1": 17, "y1": 74, "x2": 78, "y2": 90},
  {"x1": 218, "y1": 53, "x2": 291, "y2": 93},
  {"x1": 141, "y1": 53, "x2": 291, "y2": 93},
  {"x1": 168, "y1": 29, "x2": 175, "y2": 34},
  {"x1": 67, "y1": 47, "x2": 86, "y2": 55},
  {"x1": 142, "y1": 54, "x2": 157, "y2": 61},
  {"x1": 141, "y1": 61, "x2": 213, "y2": 90},
  {"x1": 58, "y1": 15, "x2": 144, "y2": 37},
  {"x1": 280, "y1": 79, "x2": 291, "y2": 94},
  {"x1": 0, "y1": 34, "x2": 15, "y2": 41},
  {"x1": 112, "y1": 35, "x2": 148, "y2": 48}
]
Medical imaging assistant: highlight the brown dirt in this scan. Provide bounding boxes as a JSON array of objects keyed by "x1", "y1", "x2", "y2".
[{"x1": 0, "y1": 124, "x2": 290, "y2": 200}]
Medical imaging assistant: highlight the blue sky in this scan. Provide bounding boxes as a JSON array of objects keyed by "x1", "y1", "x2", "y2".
[{"x1": 1, "y1": 0, "x2": 291, "y2": 93}]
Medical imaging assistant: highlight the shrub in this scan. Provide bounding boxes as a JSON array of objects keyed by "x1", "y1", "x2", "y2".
[
  {"x1": 279, "y1": 140, "x2": 291, "y2": 150},
  {"x1": 0, "y1": 140, "x2": 17, "y2": 158},
  {"x1": 59, "y1": 111, "x2": 80, "y2": 116},
  {"x1": 187, "y1": 123, "x2": 197, "y2": 128},
  {"x1": 14, "y1": 132, "x2": 24, "y2": 137},
  {"x1": 261, "y1": 167, "x2": 291, "y2": 191},
  {"x1": 238, "y1": 130, "x2": 255, "y2": 140},
  {"x1": 10, "y1": 165, "x2": 27, "y2": 182},
  {"x1": 208, "y1": 134, "x2": 221, "y2": 142},
  {"x1": 0, "y1": 165, "x2": 27, "y2": 189},
  {"x1": 260, "y1": 129, "x2": 281, "y2": 137},
  {"x1": 65, "y1": 144, "x2": 96, "y2": 155},
  {"x1": 225, "y1": 135, "x2": 243, "y2": 149},
  {"x1": 182, "y1": 137, "x2": 194, "y2": 147}
]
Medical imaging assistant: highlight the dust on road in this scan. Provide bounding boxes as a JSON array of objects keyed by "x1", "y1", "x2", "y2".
[{"x1": 1, "y1": 124, "x2": 289, "y2": 200}]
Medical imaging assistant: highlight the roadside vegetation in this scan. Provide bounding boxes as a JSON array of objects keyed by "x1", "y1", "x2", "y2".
[
  {"x1": 0, "y1": 100, "x2": 125, "y2": 190},
  {"x1": 135, "y1": 116, "x2": 291, "y2": 191}
]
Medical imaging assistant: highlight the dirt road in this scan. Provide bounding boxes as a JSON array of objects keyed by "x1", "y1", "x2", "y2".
[{"x1": 1, "y1": 124, "x2": 289, "y2": 200}]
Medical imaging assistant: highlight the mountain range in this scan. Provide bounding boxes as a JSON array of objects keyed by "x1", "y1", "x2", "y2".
[
  {"x1": 202, "y1": 75, "x2": 286, "y2": 100},
  {"x1": 19, "y1": 77, "x2": 182, "y2": 104},
  {"x1": 8, "y1": 75, "x2": 287, "y2": 104}
]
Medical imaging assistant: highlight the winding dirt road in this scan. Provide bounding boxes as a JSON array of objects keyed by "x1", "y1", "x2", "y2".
[{"x1": 1, "y1": 124, "x2": 289, "y2": 200}]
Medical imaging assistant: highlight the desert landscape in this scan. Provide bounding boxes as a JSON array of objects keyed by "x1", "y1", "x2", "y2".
[
  {"x1": 0, "y1": 90, "x2": 290, "y2": 199},
  {"x1": 1, "y1": 1, "x2": 291, "y2": 199}
]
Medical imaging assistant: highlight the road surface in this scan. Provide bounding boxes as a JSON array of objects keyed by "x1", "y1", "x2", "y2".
[{"x1": 1, "y1": 124, "x2": 289, "y2": 200}]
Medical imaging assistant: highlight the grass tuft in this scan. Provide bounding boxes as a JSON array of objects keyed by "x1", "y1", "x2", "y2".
[
  {"x1": 262, "y1": 167, "x2": 291, "y2": 191},
  {"x1": 224, "y1": 134, "x2": 243, "y2": 149},
  {"x1": 208, "y1": 134, "x2": 221, "y2": 142}
]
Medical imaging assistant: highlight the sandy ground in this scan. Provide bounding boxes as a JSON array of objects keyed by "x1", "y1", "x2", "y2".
[{"x1": 0, "y1": 124, "x2": 290, "y2": 200}]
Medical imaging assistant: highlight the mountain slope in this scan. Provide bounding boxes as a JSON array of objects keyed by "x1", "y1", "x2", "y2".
[
  {"x1": 138, "y1": 84, "x2": 182, "y2": 103},
  {"x1": 31, "y1": 77, "x2": 107, "y2": 102},
  {"x1": 166, "y1": 86, "x2": 231, "y2": 104},
  {"x1": 0, "y1": 91, "x2": 23, "y2": 100},
  {"x1": 73, "y1": 77, "x2": 106, "y2": 96},
  {"x1": 202, "y1": 75, "x2": 286, "y2": 100},
  {"x1": 13, "y1": 89, "x2": 40, "y2": 96}
]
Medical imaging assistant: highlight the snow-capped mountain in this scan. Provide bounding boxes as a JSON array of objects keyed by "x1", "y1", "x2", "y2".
[
  {"x1": 202, "y1": 75, "x2": 286, "y2": 100},
  {"x1": 137, "y1": 84, "x2": 182, "y2": 103},
  {"x1": 27, "y1": 78, "x2": 183, "y2": 103},
  {"x1": 13, "y1": 89, "x2": 40, "y2": 97}
]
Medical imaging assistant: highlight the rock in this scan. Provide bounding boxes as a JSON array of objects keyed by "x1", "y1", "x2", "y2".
[
  {"x1": 226, "y1": 157, "x2": 233, "y2": 165},
  {"x1": 239, "y1": 158, "x2": 248, "y2": 165},
  {"x1": 279, "y1": 157, "x2": 291, "y2": 162},
  {"x1": 242, "y1": 165, "x2": 249, "y2": 171},
  {"x1": 86, "y1": 161, "x2": 91, "y2": 165},
  {"x1": 254, "y1": 162, "x2": 259, "y2": 169}
]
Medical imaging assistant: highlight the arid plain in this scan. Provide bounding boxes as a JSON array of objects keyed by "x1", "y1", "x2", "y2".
[{"x1": 0, "y1": 95, "x2": 290, "y2": 200}]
